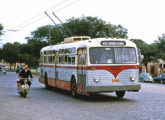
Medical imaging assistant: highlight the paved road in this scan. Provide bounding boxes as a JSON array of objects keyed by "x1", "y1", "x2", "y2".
[{"x1": 0, "y1": 72, "x2": 165, "y2": 120}]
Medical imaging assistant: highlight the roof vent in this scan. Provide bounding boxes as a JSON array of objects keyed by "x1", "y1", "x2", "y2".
[{"x1": 64, "y1": 36, "x2": 91, "y2": 43}]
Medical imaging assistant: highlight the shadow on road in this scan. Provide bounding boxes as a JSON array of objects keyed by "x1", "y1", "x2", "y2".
[
  {"x1": 31, "y1": 86, "x2": 135, "y2": 103},
  {"x1": 78, "y1": 94, "x2": 134, "y2": 103}
]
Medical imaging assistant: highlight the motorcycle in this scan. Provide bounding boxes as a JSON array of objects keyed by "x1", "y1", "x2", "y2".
[{"x1": 17, "y1": 78, "x2": 32, "y2": 97}]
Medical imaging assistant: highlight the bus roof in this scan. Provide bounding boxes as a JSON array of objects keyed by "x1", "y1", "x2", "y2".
[{"x1": 40, "y1": 37, "x2": 137, "y2": 52}]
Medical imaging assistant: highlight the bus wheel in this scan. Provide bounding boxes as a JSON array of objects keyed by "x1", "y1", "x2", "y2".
[
  {"x1": 71, "y1": 78, "x2": 77, "y2": 97},
  {"x1": 115, "y1": 91, "x2": 125, "y2": 98},
  {"x1": 44, "y1": 73, "x2": 51, "y2": 90}
]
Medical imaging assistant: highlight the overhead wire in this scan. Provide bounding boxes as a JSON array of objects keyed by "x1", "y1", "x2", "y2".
[
  {"x1": 14, "y1": 0, "x2": 69, "y2": 29},
  {"x1": 14, "y1": 0, "x2": 81, "y2": 30}
]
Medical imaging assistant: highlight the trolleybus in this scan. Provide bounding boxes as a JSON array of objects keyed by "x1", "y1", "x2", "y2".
[{"x1": 39, "y1": 36, "x2": 143, "y2": 98}]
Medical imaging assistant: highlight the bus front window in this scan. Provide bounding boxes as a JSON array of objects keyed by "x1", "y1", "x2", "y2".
[{"x1": 89, "y1": 47, "x2": 137, "y2": 64}]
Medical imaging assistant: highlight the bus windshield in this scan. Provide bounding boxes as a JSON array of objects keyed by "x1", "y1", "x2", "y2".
[{"x1": 89, "y1": 47, "x2": 137, "y2": 64}]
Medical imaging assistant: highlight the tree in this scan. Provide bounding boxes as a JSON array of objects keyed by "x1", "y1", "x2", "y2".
[
  {"x1": 0, "y1": 24, "x2": 3, "y2": 36},
  {"x1": 30, "y1": 25, "x2": 64, "y2": 45},
  {"x1": 0, "y1": 24, "x2": 3, "y2": 61},
  {"x1": 31, "y1": 25, "x2": 52, "y2": 42},
  {"x1": 0, "y1": 48, "x2": 3, "y2": 59},
  {"x1": 154, "y1": 34, "x2": 165, "y2": 60},
  {"x1": 27, "y1": 39, "x2": 48, "y2": 67},
  {"x1": 132, "y1": 39, "x2": 159, "y2": 72},
  {"x1": 65, "y1": 16, "x2": 128, "y2": 38},
  {"x1": 29, "y1": 16, "x2": 128, "y2": 45},
  {"x1": 1, "y1": 41, "x2": 44, "y2": 68},
  {"x1": 18, "y1": 53, "x2": 38, "y2": 67},
  {"x1": 27, "y1": 39, "x2": 48, "y2": 58},
  {"x1": 2, "y1": 43, "x2": 18, "y2": 68}
]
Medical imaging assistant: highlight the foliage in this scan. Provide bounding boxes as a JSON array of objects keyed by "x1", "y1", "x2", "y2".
[
  {"x1": 154, "y1": 34, "x2": 165, "y2": 60},
  {"x1": 132, "y1": 39, "x2": 159, "y2": 71},
  {"x1": 30, "y1": 16, "x2": 128, "y2": 44},
  {"x1": 2, "y1": 43, "x2": 18, "y2": 64},
  {"x1": 0, "y1": 48, "x2": 3, "y2": 59},
  {"x1": 1, "y1": 41, "x2": 47, "y2": 68},
  {"x1": 27, "y1": 39, "x2": 48, "y2": 58},
  {"x1": 0, "y1": 24, "x2": 3, "y2": 36},
  {"x1": 26, "y1": 39, "x2": 48, "y2": 67},
  {"x1": 0, "y1": 24, "x2": 4, "y2": 61},
  {"x1": 132, "y1": 34, "x2": 165, "y2": 64},
  {"x1": 65, "y1": 16, "x2": 128, "y2": 39}
]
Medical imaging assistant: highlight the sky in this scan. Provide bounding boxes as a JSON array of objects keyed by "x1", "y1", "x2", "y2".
[{"x1": 0, "y1": 0, "x2": 165, "y2": 46}]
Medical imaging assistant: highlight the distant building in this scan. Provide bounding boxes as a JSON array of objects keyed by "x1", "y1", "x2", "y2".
[
  {"x1": 140, "y1": 59, "x2": 165, "y2": 76},
  {"x1": 0, "y1": 59, "x2": 25, "y2": 70}
]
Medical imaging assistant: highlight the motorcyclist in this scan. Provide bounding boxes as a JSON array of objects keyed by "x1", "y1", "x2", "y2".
[{"x1": 17, "y1": 65, "x2": 33, "y2": 92}]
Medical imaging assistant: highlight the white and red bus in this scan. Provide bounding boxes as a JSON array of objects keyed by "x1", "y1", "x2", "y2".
[{"x1": 39, "y1": 36, "x2": 143, "y2": 98}]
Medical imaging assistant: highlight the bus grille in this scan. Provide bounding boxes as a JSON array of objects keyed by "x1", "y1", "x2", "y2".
[{"x1": 86, "y1": 69, "x2": 139, "y2": 86}]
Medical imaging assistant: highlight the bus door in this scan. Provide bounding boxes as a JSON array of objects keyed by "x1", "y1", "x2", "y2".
[
  {"x1": 55, "y1": 51, "x2": 58, "y2": 87},
  {"x1": 40, "y1": 52, "x2": 44, "y2": 82},
  {"x1": 77, "y1": 48, "x2": 86, "y2": 93}
]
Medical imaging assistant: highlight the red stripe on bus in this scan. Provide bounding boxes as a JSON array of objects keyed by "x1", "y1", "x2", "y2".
[
  {"x1": 41, "y1": 64, "x2": 139, "y2": 77},
  {"x1": 40, "y1": 64, "x2": 77, "y2": 69},
  {"x1": 87, "y1": 65, "x2": 139, "y2": 77}
]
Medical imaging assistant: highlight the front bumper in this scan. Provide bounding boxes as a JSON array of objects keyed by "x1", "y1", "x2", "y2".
[{"x1": 86, "y1": 84, "x2": 141, "y2": 92}]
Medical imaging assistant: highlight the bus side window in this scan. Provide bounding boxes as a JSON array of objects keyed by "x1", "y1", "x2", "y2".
[
  {"x1": 68, "y1": 55, "x2": 72, "y2": 64},
  {"x1": 50, "y1": 56, "x2": 53, "y2": 64},
  {"x1": 59, "y1": 55, "x2": 62, "y2": 64},
  {"x1": 72, "y1": 56, "x2": 75, "y2": 65},
  {"x1": 59, "y1": 55, "x2": 65, "y2": 64},
  {"x1": 44, "y1": 56, "x2": 48, "y2": 63},
  {"x1": 48, "y1": 56, "x2": 51, "y2": 64},
  {"x1": 64, "y1": 55, "x2": 68, "y2": 64},
  {"x1": 53, "y1": 56, "x2": 55, "y2": 64},
  {"x1": 62, "y1": 55, "x2": 65, "y2": 64}
]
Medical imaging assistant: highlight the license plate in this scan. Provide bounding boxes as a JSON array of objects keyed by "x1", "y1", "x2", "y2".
[{"x1": 112, "y1": 79, "x2": 120, "y2": 83}]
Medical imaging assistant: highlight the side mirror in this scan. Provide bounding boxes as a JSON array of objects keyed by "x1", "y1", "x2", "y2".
[
  {"x1": 138, "y1": 48, "x2": 144, "y2": 62},
  {"x1": 139, "y1": 55, "x2": 144, "y2": 62}
]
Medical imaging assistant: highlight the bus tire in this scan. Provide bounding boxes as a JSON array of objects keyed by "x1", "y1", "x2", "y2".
[
  {"x1": 71, "y1": 77, "x2": 77, "y2": 97},
  {"x1": 44, "y1": 73, "x2": 51, "y2": 90},
  {"x1": 115, "y1": 91, "x2": 125, "y2": 98}
]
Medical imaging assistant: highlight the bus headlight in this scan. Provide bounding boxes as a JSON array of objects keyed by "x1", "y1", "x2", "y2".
[
  {"x1": 94, "y1": 78, "x2": 99, "y2": 83},
  {"x1": 130, "y1": 77, "x2": 135, "y2": 82}
]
